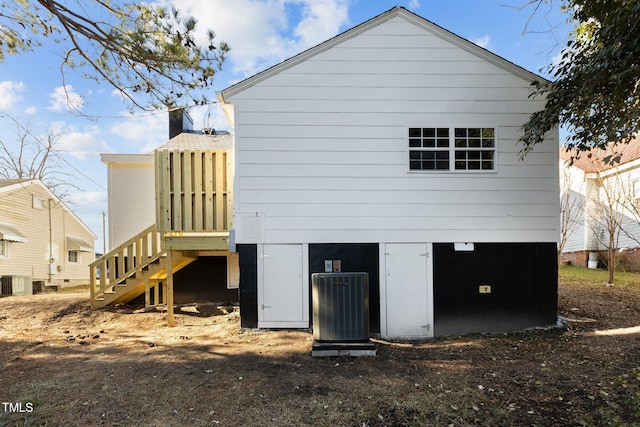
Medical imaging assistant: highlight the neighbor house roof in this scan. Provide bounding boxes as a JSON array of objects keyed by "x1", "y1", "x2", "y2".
[
  {"x1": 221, "y1": 6, "x2": 546, "y2": 100},
  {"x1": 0, "y1": 179, "x2": 30, "y2": 189},
  {"x1": 560, "y1": 136, "x2": 640, "y2": 173}
]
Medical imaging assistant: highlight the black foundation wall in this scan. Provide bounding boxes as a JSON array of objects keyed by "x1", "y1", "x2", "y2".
[
  {"x1": 172, "y1": 257, "x2": 238, "y2": 305},
  {"x1": 433, "y1": 242, "x2": 557, "y2": 337},
  {"x1": 237, "y1": 244, "x2": 258, "y2": 328},
  {"x1": 130, "y1": 256, "x2": 238, "y2": 306},
  {"x1": 309, "y1": 243, "x2": 380, "y2": 334}
]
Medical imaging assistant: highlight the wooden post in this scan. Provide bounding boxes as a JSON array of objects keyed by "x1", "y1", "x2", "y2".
[
  {"x1": 144, "y1": 279, "x2": 150, "y2": 309},
  {"x1": 154, "y1": 280, "x2": 160, "y2": 306},
  {"x1": 162, "y1": 281, "x2": 167, "y2": 305},
  {"x1": 89, "y1": 264, "x2": 96, "y2": 309},
  {"x1": 166, "y1": 250, "x2": 175, "y2": 327}
]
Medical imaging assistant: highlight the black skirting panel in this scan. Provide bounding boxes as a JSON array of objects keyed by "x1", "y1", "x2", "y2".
[
  {"x1": 130, "y1": 256, "x2": 238, "y2": 306},
  {"x1": 309, "y1": 243, "x2": 380, "y2": 334},
  {"x1": 172, "y1": 257, "x2": 238, "y2": 305},
  {"x1": 433, "y1": 242, "x2": 557, "y2": 337},
  {"x1": 237, "y1": 244, "x2": 258, "y2": 328}
]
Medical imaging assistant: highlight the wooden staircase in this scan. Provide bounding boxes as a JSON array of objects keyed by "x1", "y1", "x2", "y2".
[
  {"x1": 89, "y1": 224, "x2": 197, "y2": 309},
  {"x1": 91, "y1": 145, "x2": 233, "y2": 325}
]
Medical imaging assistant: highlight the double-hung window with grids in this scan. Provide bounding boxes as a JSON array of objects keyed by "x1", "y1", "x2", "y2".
[{"x1": 409, "y1": 127, "x2": 496, "y2": 172}]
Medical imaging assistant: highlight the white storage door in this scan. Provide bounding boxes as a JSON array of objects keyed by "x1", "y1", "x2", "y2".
[
  {"x1": 384, "y1": 243, "x2": 433, "y2": 338},
  {"x1": 259, "y1": 244, "x2": 309, "y2": 328}
]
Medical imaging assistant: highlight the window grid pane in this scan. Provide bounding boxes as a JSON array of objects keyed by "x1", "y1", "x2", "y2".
[
  {"x1": 453, "y1": 127, "x2": 495, "y2": 149},
  {"x1": 409, "y1": 127, "x2": 451, "y2": 171},
  {"x1": 454, "y1": 150, "x2": 494, "y2": 170},
  {"x1": 452, "y1": 128, "x2": 495, "y2": 171}
]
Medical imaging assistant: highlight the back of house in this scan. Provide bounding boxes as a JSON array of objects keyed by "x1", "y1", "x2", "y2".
[{"x1": 220, "y1": 7, "x2": 559, "y2": 338}]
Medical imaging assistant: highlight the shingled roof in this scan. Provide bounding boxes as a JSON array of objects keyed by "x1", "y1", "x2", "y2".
[
  {"x1": 560, "y1": 136, "x2": 640, "y2": 173},
  {"x1": 155, "y1": 131, "x2": 233, "y2": 151}
]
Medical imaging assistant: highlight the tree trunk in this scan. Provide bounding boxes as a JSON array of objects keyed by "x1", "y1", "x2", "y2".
[{"x1": 608, "y1": 235, "x2": 615, "y2": 285}]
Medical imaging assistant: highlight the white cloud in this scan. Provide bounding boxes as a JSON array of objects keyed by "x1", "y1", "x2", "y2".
[
  {"x1": 50, "y1": 122, "x2": 112, "y2": 159},
  {"x1": 190, "y1": 103, "x2": 232, "y2": 132},
  {"x1": 109, "y1": 112, "x2": 167, "y2": 153},
  {"x1": 550, "y1": 50, "x2": 563, "y2": 69},
  {"x1": 109, "y1": 105, "x2": 231, "y2": 154},
  {"x1": 292, "y1": 1, "x2": 351, "y2": 48},
  {"x1": 407, "y1": 0, "x2": 420, "y2": 10},
  {"x1": 66, "y1": 191, "x2": 107, "y2": 247},
  {"x1": 168, "y1": 0, "x2": 352, "y2": 79},
  {"x1": 472, "y1": 35, "x2": 491, "y2": 49},
  {"x1": 67, "y1": 190, "x2": 107, "y2": 208},
  {"x1": 48, "y1": 85, "x2": 85, "y2": 113},
  {"x1": 0, "y1": 81, "x2": 25, "y2": 109}
]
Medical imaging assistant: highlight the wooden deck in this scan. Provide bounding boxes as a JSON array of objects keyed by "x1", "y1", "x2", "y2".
[{"x1": 155, "y1": 148, "x2": 233, "y2": 250}]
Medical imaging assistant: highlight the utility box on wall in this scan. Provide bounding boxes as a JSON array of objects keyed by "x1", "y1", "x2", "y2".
[{"x1": 312, "y1": 272, "x2": 370, "y2": 342}]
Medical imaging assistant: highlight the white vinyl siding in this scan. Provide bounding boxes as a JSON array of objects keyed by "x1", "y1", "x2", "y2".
[
  {"x1": 0, "y1": 240, "x2": 8, "y2": 258},
  {"x1": 0, "y1": 181, "x2": 95, "y2": 285},
  {"x1": 560, "y1": 160, "x2": 640, "y2": 254},
  {"x1": 227, "y1": 15, "x2": 559, "y2": 245},
  {"x1": 604, "y1": 166, "x2": 640, "y2": 250},
  {"x1": 103, "y1": 156, "x2": 155, "y2": 249}
]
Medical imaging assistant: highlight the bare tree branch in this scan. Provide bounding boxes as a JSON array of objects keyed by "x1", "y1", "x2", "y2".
[{"x1": 0, "y1": 114, "x2": 81, "y2": 199}]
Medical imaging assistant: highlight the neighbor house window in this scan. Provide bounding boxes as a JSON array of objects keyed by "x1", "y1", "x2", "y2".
[
  {"x1": 634, "y1": 180, "x2": 640, "y2": 201},
  {"x1": 68, "y1": 250, "x2": 78, "y2": 263},
  {"x1": 409, "y1": 127, "x2": 496, "y2": 171},
  {"x1": 32, "y1": 195, "x2": 43, "y2": 210},
  {"x1": 0, "y1": 241, "x2": 8, "y2": 258}
]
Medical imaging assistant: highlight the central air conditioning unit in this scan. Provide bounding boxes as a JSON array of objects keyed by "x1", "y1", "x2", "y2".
[{"x1": 312, "y1": 272, "x2": 370, "y2": 342}]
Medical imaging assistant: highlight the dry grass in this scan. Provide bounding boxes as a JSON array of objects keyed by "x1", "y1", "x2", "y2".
[{"x1": 0, "y1": 271, "x2": 639, "y2": 426}]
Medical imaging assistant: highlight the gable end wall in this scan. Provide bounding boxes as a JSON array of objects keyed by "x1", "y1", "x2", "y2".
[{"x1": 229, "y1": 16, "x2": 559, "y2": 245}]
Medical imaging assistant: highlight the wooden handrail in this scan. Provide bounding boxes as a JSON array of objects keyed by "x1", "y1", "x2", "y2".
[{"x1": 90, "y1": 224, "x2": 165, "y2": 308}]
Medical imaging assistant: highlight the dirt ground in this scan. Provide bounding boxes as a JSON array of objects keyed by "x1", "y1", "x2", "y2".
[{"x1": 0, "y1": 279, "x2": 639, "y2": 427}]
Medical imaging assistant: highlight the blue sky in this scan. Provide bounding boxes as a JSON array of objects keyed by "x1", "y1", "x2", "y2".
[{"x1": 0, "y1": 0, "x2": 569, "y2": 251}]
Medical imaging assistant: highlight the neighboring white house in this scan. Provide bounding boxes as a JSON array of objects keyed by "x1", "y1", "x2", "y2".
[
  {"x1": 101, "y1": 153, "x2": 156, "y2": 249},
  {"x1": 219, "y1": 7, "x2": 559, "y2": 338},
  {"x1": 0, "y1": 179, "x2": 96, "y2": 292},
  {"x1": 560, "y1": 137, "x2": 640, "y2": 270}
]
